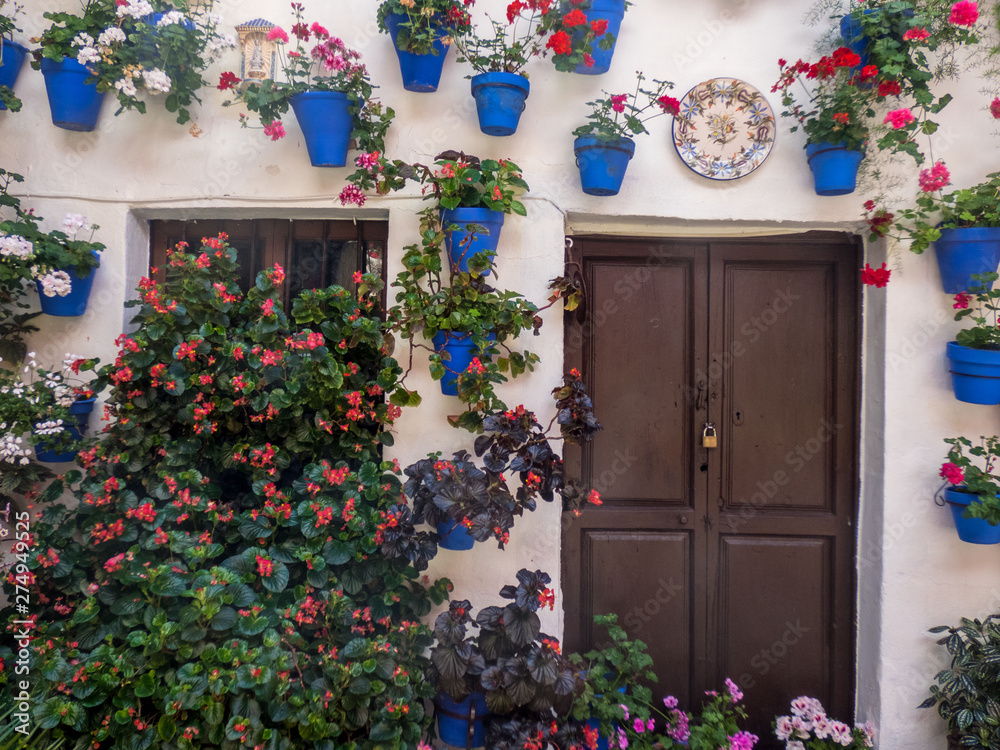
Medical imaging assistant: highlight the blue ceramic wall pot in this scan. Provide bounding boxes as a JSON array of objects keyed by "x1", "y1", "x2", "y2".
[
  {"x1": 435, "y1": 691, "x2": 488, "y2": 748},
  {"x1": 37, "y1": 259, "x2": 98, "y2": 317},
  {"x1": 574, "y1": 136, "x2": 635, "y2": 196},
  {"x1": 384, "y1": 13, "x2": 450, "y2": 92},
  {"x1": 946, "y1": 341, "x2": 1000, "y2": 405},
  {"x1": 805, "y1": 142, "x2": 864, "y2": 196},
  {"x1": 944, "y1": 487, "x2": 1000, "y2": 545},
  {"x1": 40, "y1": 57, "x2": 106, "y2": 131},
  {"x1": 432, "y1": 331, "x2": 493, "y2": 396},
  {"x1": 436, "y1": 518, "x2": 476, "y2": 551},
  {"x1": 933, "y1": 227, "x2": 1000, "y2": 294},
  {"x1": 439, "y1": 207, "x2": 505, "y2": 274},
  {"x1": 289, "y1": 91, "x2": 353, "y2": 167},
  {"x1": 35, "y1": 398, "x2": 97, "y2": 463},
  {"x1": 471, "y1": 72, "x2": 530, "y2": 136},
  {"x1": 0, "y1": 41, "x2": 29, "y2": 110},
  {"x1": 572, "y1": 0, "x2": 625, "y2": 75}
]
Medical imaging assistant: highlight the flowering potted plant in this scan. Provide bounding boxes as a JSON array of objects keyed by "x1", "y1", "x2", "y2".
[
  {"x1": 220, "y1": 4, "x2": 386, "y2": 168},
  {"x1": 773, "y1": 49, "x2": 872, "y2": 195},
  {"x1": 0, "y1": 353, "x2": 100, "y2": 475},
  {"x1": 0, "y1": 169, "x2": 40, "y2": 360},
  {"x1": 774, "y1": 696, "x2": 875, "y2": 750},
  {"x1": 839, "y1": 0, "x2": 982, "y2": 161},
  {"x1": 921, "y1": 614, "x2": 1000, "y2": 748},
  {"x1": 572, "y1": 71, "x2": 680, "y2": 196},
  {"x1": 0, "y1": 183, "x2": 104, "y2": 317},
  {"x1": 0, "y1": 0, "x2": 26, "y2": 112},
  {"x1": 32, "y1": 0, "x2": 235, "y2": 130},
  {"x1": 940, "y1": 436, "x2": 1000, "y2": 544},
  {"x1": 549, "y1": 0, "x2": 628, "y2": 75},
  {"x1": 869, "y1": 172, "x2": 1000, "y2": 293},
  {"x1": 376, "y1": 0, "x2": 473, "y2": 92},
  {"x1": 428, "y1": 572, "x2": 585, "y2": 746},
  {"x1": 945, "y1": 273, "x2": 1000, "y2": 404}
]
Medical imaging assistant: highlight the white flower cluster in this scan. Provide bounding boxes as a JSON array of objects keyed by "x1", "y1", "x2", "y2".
[
  {"x1": 62, "y1": 213, "x2": 91, "y2": 236},
  {"x1": 117, "y1": 0, "x2": 154, "y2": 20},
  {"x1": 34, "y1": 419, "x2": 65, "y2": 437},
  {"x1": 156, "y1": 11, "x2": 187, "y2": 27},
  {"x1": 775, "y1": 697, "x2": 874, "y2": 750},
  {"x1": 115, "y1": 76, "x2": 138, "y2": 98},
  {"x1": 39, "y1": 270, "x2": 73, "y2": 298},
  {"x1": 142, "y1": 68, "x2": 172, "y2": 94},
  {"x1": 97, "y1": 27, "x2": 126, "y2": 48},
  {"x1": 0, "y1": 234, "x2": 34, "y2": 259},
  {"x1": 76, "y1": 46, "x2": 101, "y2": 66},
  {"x1": 204, "y1": 32, "x2": 237, "y2": 62},
  {"x1": 0, "y1": 431, "x2": 31, "y2": 466}
]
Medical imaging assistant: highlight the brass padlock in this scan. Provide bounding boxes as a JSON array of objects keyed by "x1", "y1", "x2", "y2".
[{"x1": 702, "y1": 423, "x2": 718, "y2": 449}]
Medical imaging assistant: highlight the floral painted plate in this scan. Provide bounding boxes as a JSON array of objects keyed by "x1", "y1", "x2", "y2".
[{"x1": 672, "y1": 78, "x2": 775, "y2": 180}]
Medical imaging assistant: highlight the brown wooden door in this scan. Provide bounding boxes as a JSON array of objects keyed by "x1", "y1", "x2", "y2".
[{"x1": 562, "y1": 233, "x2": 860, "y2": 743}]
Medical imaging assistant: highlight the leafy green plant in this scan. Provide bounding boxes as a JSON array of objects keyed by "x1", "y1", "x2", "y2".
[
  {"x1": 920, "y1": 615, "x2": 1000, "y2": 750},
  {"x1": 376, "y1": 0, "x2": 473, "y2": 55},
  {"x1": 545, "y1": 0, "x2": 629, "y2": 73},
  {"x1": 941, "y1": 436, "x2": 1000, "y2": 525},
  {"x1": 33, "y1": 0, "x2": 236, "y2": 125},
  {"x1": 952, "y1": 273, "x2": 1000, "y2": 350},
  {"x1": 0, "y1": 234, "x2": 453, "y2": 749},
  {"x1": 573, "y1": 71, "x2": 680, "y2": 142},
  {"x1": 388, "y1": 207, "x2": 543, "y2": 427},
  {"x1": 420, "y1": 151, "x2": 530, "y2": 214},
  {"x1": 0, "y1": 168, "x2": 38, "y2": 361},
  {"x1": 0, "y1": 0, "x2": 25, "y2": 112}
]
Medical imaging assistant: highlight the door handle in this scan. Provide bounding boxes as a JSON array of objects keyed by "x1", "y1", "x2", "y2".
[{"x1": 695, "y1": 380, "x2": 707, "y2": 411}]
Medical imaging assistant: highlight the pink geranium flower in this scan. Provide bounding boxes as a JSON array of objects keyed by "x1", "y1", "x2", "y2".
[
  {"x1": 263, "y1": 120, "x2": 286, "y2": 141},
  {"x1": 918, "y1": 161, "x2": 950, "y2": 193},
  {"x1": 884, "y1": 108, "x2": 915, "y2": 129},
  {"x1": 267, "y1": 26, "x2": 289, "y2": 43},
  {"x1": 990, "y1": 97, "x2": 1000, "y2": 119},
  {"x1": 949, "y1": 1, "x2": 979, "y2": 26},
  {"x1": 902, "y1": 27, "x2": 930, "y2": 41},
  {"x1": 940, "y1": 462, "x2": 965, "y2": 485},
  {"x1": 610, "y1": 94, "x2": 628, "y2": 113}
]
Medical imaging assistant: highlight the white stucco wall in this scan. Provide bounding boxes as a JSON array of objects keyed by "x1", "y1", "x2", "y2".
[{"x1": 7, "y1": 1, "x2": 1000, "y2": 748}]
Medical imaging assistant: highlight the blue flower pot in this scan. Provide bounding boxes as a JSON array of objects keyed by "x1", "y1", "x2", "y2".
[
  {"x1": 574, "y1": 136, "x2": 635, "y2": 197},
  {"x1": 436, "y1": 519, "x2": 476, "y2": 551},
  {"x1": 440, "y1": 207, "x2": 505, "y2": 274},
  {"x1": 35, "y1": 398, "x2": 97, "y2": 463},
  {"x1": 432, "y1": 331, "x2": 495, "y2": 396},
  {"x1": 586, "y1": 685, "x2": 627, "y2": 750},
  {"x1": 573, "y1": 0, "x2": 626, "y2": 75},
  {"x1": 0, "y1": 41, "x2": 28, "y2": 111},
  {"x1": 289, "y1": 91, "x2": 353, "y2": 168},
  {"x1": 944, "y1": 487, "x2": 1000, "y2": 545},
  {"x1": 143, "y1": 12, "x2": 196, "y2": 30},
  {"x1": 435, "y1": 691, "x2": 488, "y2": 748},
  {"x1": 946, "y1": 341, "x2": 1000, "y2": 405},
  {"x1": 471, "y1": 72, "x2": 530, "y2": 136},
  {"x1": 384, "y1": 13, "x2": 449, "y2": 92},
  {"x1": 36, "y1": 260, "x2": 98, "y2": 317},
  {"x1": 805, "y1": 142, "x2": 864, "y2": 196},
  {"x1": 840, "y1": 8, "x2": 914, "y2": 70},
  {"x1": 933, "y1": 227, "x2": 1000, "y2": 294},
  {"x1": 40, "y1": 57, "x2": 106, "y2": 132}
]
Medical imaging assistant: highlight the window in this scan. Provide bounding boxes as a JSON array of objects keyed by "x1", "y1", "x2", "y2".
[{"x1": 149, "y1": 219, "x2": 388, "y2": 307}]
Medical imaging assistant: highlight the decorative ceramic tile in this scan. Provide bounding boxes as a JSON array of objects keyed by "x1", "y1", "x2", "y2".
[
  {"x1": 672, "y1": 78, "x2": 776, "y2": 181},
  {"x1": 236, "y1": 19, "x2": 279, "y2": 83}
]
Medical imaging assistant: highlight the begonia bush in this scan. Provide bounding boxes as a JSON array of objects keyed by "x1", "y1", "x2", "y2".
[{"x1": 0, "y1": 235, "x2": 450, "y2": 750}]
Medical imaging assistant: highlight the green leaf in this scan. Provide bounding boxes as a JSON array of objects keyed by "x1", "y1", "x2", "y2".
[
  {"x1": 260, "y1": 561, "x2": 289, "y2": 593},
  {"x1": 158, "y1": 716, "x2": 176, "y2": 741}
]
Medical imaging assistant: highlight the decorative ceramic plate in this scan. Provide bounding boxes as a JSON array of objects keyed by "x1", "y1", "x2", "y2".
[{"x1": 672, "y1": 78, "x2": 775, "y2": 180}]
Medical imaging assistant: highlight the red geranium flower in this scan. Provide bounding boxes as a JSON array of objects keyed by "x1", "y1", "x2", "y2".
[
  {"x1": 562, "y1": 8, "x2": 588, "y2": 27},
  {"x1": 877, "y1": 80, "x2": 901, "y2": 97},
  {"x1": 546, "y1": 30, "x2": 572, "y2": 55},
  {"x1": 861, "y1": 263, "x2": 891, "y2": 288},
  {"x1": 217, "y1": 71, "x2": 240, "y2": 91}
]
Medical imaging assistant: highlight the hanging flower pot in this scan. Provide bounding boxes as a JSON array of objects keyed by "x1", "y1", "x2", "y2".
[
  {"x1": 36, "y1": 261, "x2": 98, "y2": 317},
  {"x1": 573, "y1": 0, "x2": 625, "y2": 75},
  {"x1": 839, "y1": 10, "x2": 876, "y2": 68},
  {"x1": 574, "y1": 135, "x2": 635, "y2": 196},
  {"x1": 933, "y1": 227, "x2": 1000, "y2": 294},
  {"x1": 946, "y1": 341, "x2": 1000, "y2": 405},
  {"x1": 436, "y1": 518, "x2": 477, "y2": 551},
  {"x1": 432, "y1": 331, "x2": 493, "y2": 396},
  {"x1": 943, "y1": 487, "x2": 1000, "y2": 545},
  {"x1": 440, "y1": 207, "x2": 505, "y2": 274},
  {"x1": 471, "y1": 72, "x2": 530, "y2": 136},
  {"x1": 435, "y1": 691, "x2": 488, "y2": 748},
  {"x1": 39, "y1": 57, "x2": 106, "y2": 132},
  {"x1": 35, "y1": 397, "x2": 97, "y2": 463},
  {"x1": 0, "y1": 41, "x2": 29, "y2": 111},
  {"x1": 288, "y1": 91, "x2": 353, "y2": 168},
  {"x1": 805, "y1": 142, "x2": 864, "y2": 196},
  {"x1": 384, "y1": 13, "x2": 450, "y2": 93}
]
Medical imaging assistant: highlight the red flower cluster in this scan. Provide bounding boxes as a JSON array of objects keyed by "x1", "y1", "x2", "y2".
[{"x1": 861, "y1": 263, "x2": 891, "y2": 288}]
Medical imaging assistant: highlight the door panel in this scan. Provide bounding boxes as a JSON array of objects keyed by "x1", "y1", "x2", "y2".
[{"x1": 563, "y1": 234, "x2": 859, "y2": 746}]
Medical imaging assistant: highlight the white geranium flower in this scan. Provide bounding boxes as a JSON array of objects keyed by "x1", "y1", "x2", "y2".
[
  {"x1": 76, "y1": 46, "x2": 101, "y2": 66},
  {"x1": 0, "y1": 234, "x2": 34, "y2": 259},
  {"x1": 141, "y1": 68, "x2": 172, "y2": 94},
  {"x1": 156, "y1": 11, "x2": 187, "y2": 26},
  {"x1": 115, "y1": 76, "x2": 138, "y2": 98},
  {"x1": 117, "y1": 0, "x2": 154, "y2": 19},
  {"x1": 62, "y1": 213, "x2": 91, "y2": 234},
  {"x1": 39, "y1": 270, "x2": 73, "y2": 298},
  {"x1": 72, "y1": 32, "x2": 94, "y2": 49},
  {"x1": 97, "y1": 27, "x2": 126, "y2": 47}
]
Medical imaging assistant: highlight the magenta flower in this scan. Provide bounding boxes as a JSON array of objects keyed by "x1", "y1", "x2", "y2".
[
  {"x1": 633, "y1": 719, "x2": 646, "y2": 733},
  {"x1": 725, "y1": 677, "x2": 744, "y2": 702},
  {"x1": 266, "y1": 26, "x2": 289, "y2": 43},
  {"x1": 990, "y1": 97, "x2": 1000, "y2": 119},
  {"x1": 610, "y1": 94, "x2": 628, "y2": 113},
  {"x1": 263, "y1": 120, "x2": 286, "y2": 141},
  {"x1": 918, "y1": 161, "x2": 950, "y2": 193},
  {"x1": 949, "y1": 1, "x2": 979, "y2": 26},
  {"x1": 903, "y1": 27, "x2": 930, "y2": 41},
  {"x1": 953, "y1": 293, "x2": 972, "y2": 309},
  {"x1": 940, "y1": 462, "x2": 965, "y2": 485},
  {"x1": 339, "y1": 185, "x2": 367, "y2": 207},
  {"x1": 884, "y1": 108, "x2": 915, "y2": 129}
]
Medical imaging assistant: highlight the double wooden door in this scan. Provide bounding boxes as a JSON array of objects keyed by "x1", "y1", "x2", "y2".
[{"x1": 562, "y1": 233, "x2": 860, "y2": 742}]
